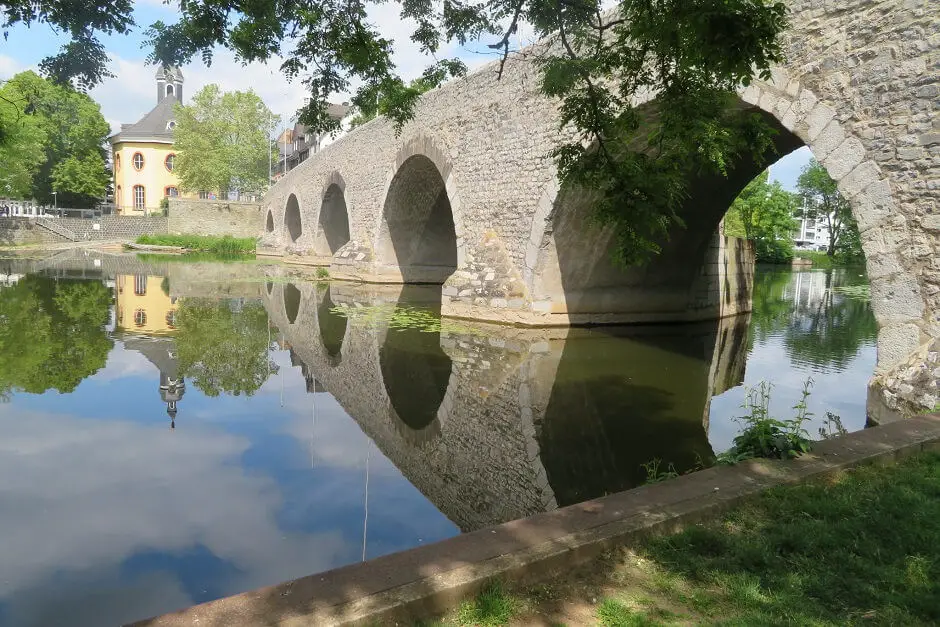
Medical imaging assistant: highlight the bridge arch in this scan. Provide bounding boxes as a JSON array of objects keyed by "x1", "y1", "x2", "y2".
[
  {"x1": 526, "y1": 77, "x2": 918, "y2": 371},
  {"x1": 265, "y1": 209, "x2": 274, "y2": 233},
  {"x1": 284, "y1": 193, "x2": 303, "y2": 243},
  {"x1": 314, "y1": 172, "x2": 351, "y2": 257},
  {"x1": 374, "y1": 133, "x2": 466, "y2": 282}
]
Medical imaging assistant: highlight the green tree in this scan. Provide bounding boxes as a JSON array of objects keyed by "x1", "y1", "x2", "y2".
[
  {"x1": 349, "y1": 76, "x2": 437, "y2": 129},
  {"x1": 174, "y1": 298, "x2": 276, "y2": 397},
  {"x1": 0, "y1": 82, "x2": 46, "y2": 198},
  {"x1": 3, "y1": 0, "x2": 788, "y2": 264},
  {"x1": 724, "y1": 171, "x2": 798, "y2": 263},
  {"x1": 0, "y1": 71, "x2": 110, "y2": 206},
  {"x1": 797, "y1": 159, "x2": 862, "y2": 260},
  {"x1": 173, "y1": 85, "x2": 280, "y2": 196},
  {"x1": 0, "y1": 276, "x2": 113, "y2": 397}
]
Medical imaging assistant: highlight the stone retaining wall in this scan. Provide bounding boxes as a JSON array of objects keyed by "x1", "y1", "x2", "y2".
[{"x1": 168, "y1": 199, "x2": 263, "y2": 237}]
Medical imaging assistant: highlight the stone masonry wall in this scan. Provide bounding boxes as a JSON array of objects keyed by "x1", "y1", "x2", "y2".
[
  {"x1": 168, "y1": 199, "x2": 263, "y2": 238},
  {"x1": 0, "y1": 216, "x2": 167, "y2": 243},
  {"x1": 264, "y1": 0, "x2": 937, "y2": 374}
]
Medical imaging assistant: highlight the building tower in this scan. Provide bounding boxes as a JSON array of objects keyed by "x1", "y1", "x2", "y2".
[{"x1": 155, "y1": 66, "x2": 184, "y2": 103}]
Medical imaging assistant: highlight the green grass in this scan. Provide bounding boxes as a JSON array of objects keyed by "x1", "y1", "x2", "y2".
[
  {"x1": 436, "y1": 453, "x2": 940, "y2": 626},
  {"x1": 596, "y1": 599, "x2": 661, "y2": 626},
  {"x1": 136, "y1": 234, "x2": 256, "y2": 254},
  {"x1": 635, "y1": 452, "x2": 940, "y2": 625},
  {"x1": 453, "y1": 581, "x2": 518, "y2": 626}
]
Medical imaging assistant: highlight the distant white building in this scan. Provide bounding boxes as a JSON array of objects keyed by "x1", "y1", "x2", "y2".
[{"x1": 794, "y1": 213, "x2": 832, "y2": 251}]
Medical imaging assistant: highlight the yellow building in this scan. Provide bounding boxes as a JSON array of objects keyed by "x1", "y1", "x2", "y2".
[{"x1": 110, "y1": 67, "x2": 194, "y2": 215}]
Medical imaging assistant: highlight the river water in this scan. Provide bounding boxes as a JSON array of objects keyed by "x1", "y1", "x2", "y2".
[{"x1": 0, "y1": 255, "x2": 875, "y2": 626}]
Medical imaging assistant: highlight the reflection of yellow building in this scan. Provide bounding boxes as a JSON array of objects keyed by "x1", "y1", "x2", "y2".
[
  {"x1": 115, "y1": 274, "x2": 178, "y2": 334},
  {"x1": 109, "y1": 67, "x2": 195, "y2": 214}
]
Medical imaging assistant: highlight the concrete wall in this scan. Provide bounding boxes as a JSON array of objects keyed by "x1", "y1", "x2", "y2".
[
  {"x1": 168, "y1": 199, "x2": 263, "y2": 237},
  {"x1": 262, "y1": 0, "x2": 938, "y2": 374}
]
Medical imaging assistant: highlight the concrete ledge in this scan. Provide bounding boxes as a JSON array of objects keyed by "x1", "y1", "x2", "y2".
[{"x1": 130, "y1": 415, "x2": 940, "y2": 627}]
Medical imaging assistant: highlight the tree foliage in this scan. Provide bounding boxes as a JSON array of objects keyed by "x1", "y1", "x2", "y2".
[
  {"x1": 0, "y1": 276, "x2": 113, "y2": 398},
  {"x1": 173, "y1": 85, "x2": 280, "y2": 196},
  {"x1": 797, "y1": 159, "x2": 862, "y2": 260},
  {"x1": 0, "y1": 71, "x2": 110, "y2": 206},
  {"x1": 6, "y1": 0, "x2": 789, "y2": 261},
  {"x1": 724, "y1": 170, "x2": 797, "y2": 264},
  {"x1": 174, "y1": 298, "x2": 276, "y2": 397}
]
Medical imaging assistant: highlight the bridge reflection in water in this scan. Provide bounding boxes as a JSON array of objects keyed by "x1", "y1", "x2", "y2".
[{"x1": 262, "y1": 280, "x2": 749, "y2": 532}]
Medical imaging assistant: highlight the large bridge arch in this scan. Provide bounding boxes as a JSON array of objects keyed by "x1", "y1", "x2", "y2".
[
  {"x1": 284, "y1": 193, "x2": 304, "y2": 243},
  {"x1": 314, "y1": 171, "x2": 352, "y2": 257},
  {"x1": 374, "y1": 134, "x2": 465, "y2": 283},
  {"x1": 524, "y1": 74, "x2": 923, "y2": 373}
]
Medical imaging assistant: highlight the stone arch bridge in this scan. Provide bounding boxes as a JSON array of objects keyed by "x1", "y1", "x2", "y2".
[{"x1": 260, "y1": 0, "x2": 938, "y2": 375}]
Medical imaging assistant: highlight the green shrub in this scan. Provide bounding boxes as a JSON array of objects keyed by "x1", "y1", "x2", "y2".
[
  {"x1": 315, "y1": 267, "x2": 329, "y2": 279},
  {"x1": 136, "y1": 234, "x2": 256, "y2": 255}
]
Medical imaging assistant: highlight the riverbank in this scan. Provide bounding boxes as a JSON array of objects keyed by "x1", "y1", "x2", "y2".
[{"x1": 445, "y1": 449, "x2": 940, "y2": 626}]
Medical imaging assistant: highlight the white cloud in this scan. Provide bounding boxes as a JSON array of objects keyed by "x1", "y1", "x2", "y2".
[{"x1": 0, "y1": 54, "x2": 28, "y2": 79}]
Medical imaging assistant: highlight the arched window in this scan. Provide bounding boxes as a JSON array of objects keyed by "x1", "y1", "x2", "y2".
[
  {"x1": 132, "y1": 152, "x2": 144, "y2": 171},
  {"x1": 134, "y1": 309, "x2": 147, "y2": 327},
  {"x1": 114, "y1": 153, "x2": 121, "y2": 172},
  {"x1": 165, "y1": 186, "x2": 178, "y2": 197},
  {"x1": 133, "y1": 185, "x2": 145, "y2": 210},
  {"x1": 116, "y1": 185, "x2": 122, "y2": 204},
  {"x1": 166, "y1": 84, "x2": 174, "y2": 96},
  {"x1": 165, "y1": 154, "x2": 175, "y2": 172}
]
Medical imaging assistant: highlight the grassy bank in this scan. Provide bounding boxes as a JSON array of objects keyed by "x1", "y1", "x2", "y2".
[
  {"x1": 430, "y1": 452, "x2": 940, "y2": 626},
  {"x1": 135, "y1": 234, "x2": 256, "y2": 254}
]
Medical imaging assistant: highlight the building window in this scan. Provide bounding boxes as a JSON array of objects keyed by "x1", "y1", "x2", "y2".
[
  {"x1": 133, "y1": 185, "x2": 145, "y2": 209},
  {"x1": 165, "y1": 186, "x2": 178, "y2": 197},
  {"x1": 167, "y1": 121, "x2": 176, "y2": 130},
  {"x1": 116, "y1": 185, "x2": 122, "y2": 205},
  {"x1": 199, "y1": 191, "x2": 210, "y2": 200},
  {"x1": 166, "y1": 310, "x2": 177, "y2": 328},
  {"x1": 114, "y1": 153, "x2": 121, "y2": 172},
  {"x1": 166, "y1": 84, "x2": 174, "y2": 96},
  {"x1": 134, "y1": 274, "x2": 147, "y2": 296},
  {"x1": 132, "y1": 152, "x2": 144, "y2": 171},
  {"x1": 134, "y1": 309, "x2": 147, "y2": 327},
  {"x1": 165, "y1": 154, "x2": 175, "y2": 172}
]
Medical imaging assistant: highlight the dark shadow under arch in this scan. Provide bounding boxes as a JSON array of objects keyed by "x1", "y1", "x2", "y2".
[
  {"x1": 377, "y1": 155, "x2": 457, "y2": 283},
  {"x1": 284, "y1": 283, "x2": 301, "y2": 324},
  {"x1": 316, "y1": 285, "x2": 347, "y2": 364},
  {"x1": 534, "y1": 101, "x2": 803, "y2": 320},
  {"x1": 315, "y1": 184, "x2": 350, "y2": 256},
  {"x1": 379, "y1": 285, "x2": 452, "y2": 431},
  {"x1": 265, "y1": 210, "x2": 274, "y2": 233},
  {"x1": 284, "y1": 194, "x2": 302, "y2": 243}
]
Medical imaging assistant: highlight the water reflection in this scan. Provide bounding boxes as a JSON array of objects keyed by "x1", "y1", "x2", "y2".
[
  {"x1": 0, "y1": 256, "x2": 876, "y2": 626},
  {"x1": 316, "y1": 284, "x2": 347, "y2": 363},
  {"x1": 379, "y1": 285, "x2": 452, "y2": 434},
  {"x1": 262, "y1": 281, "x2": 749, "y2": 530}
]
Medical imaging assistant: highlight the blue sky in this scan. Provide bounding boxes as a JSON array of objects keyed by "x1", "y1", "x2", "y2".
[{"x1": 0, "y1": 3, "x2": 811, "y2": 188}]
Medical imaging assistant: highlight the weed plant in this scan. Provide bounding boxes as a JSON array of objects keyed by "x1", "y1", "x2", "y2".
[{"x1": 717, "y1": 379, "x2": 814, "y2": 464}]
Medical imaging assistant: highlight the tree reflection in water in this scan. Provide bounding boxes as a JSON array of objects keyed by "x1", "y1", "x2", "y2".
[{"x1": 0, "y1": 276, "x2": 112, "y2": 397}]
